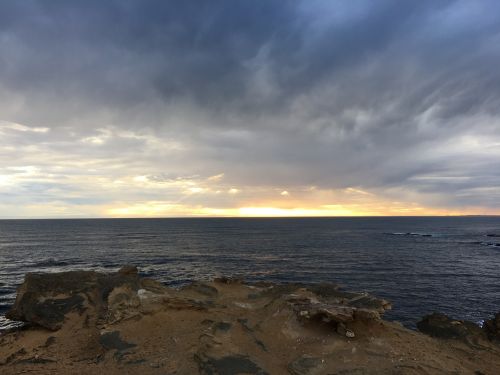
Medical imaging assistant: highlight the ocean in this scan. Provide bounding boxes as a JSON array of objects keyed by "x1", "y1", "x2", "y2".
[{"x1": 1, "y1": 217, "x2": 499, "y2": 331}]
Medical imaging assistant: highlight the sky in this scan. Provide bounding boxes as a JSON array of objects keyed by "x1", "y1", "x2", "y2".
[{"x1": 1, "y1": 0, "x2": 500, "y2": 218}]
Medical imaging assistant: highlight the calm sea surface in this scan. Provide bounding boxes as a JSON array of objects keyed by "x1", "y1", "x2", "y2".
[{"x1": 1, "y1": 217, "x2": 500, "y2": 330}]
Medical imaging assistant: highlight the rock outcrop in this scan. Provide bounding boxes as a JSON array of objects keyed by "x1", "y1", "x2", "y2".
[
  {"x1": 6, "y1": 266, "x2": 146, "y2": 330},
  {"x1": 6, "y1": 268, "x2": 390, "y2": 335},
  {"x1": 1, "y1": 268, "x2": 500, "y2": 374}
]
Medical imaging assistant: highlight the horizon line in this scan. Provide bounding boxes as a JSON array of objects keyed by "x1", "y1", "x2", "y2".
[{"x1": 1, "y1": 214, "x2": 499, "y2": 220}]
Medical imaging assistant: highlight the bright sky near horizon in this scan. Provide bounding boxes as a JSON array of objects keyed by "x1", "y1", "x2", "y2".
[{"x1": 1, "y1": 1, "x2": 500, "y2": 218}]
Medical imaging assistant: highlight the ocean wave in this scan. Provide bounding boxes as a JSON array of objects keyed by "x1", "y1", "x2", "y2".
[
  {"x1": 384, "y1": 232, "x2": 433, "y2": 237},
  {"x1": 27, "y1": 258, "x2": 71, "y2": 268},
  {"x1": 464, "y1": 240, "x2": 500, "y2": 247},
  {"x1": 0, "y1": 316, "x2": 24, "y2": 331},
  {"x1": 0, "y1": 292, "x2": 16, "y2": 300},
  {"x1": 480, "y1": 242, "x2": 500, "y2": 247},
  {"x1": 114, "y1": 234, "x2": 159, "y2": 239}
]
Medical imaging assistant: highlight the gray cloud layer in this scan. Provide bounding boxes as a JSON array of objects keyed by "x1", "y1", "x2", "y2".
[{"x1": 1, "y1": 0, "x2": 500, "y2": 215}]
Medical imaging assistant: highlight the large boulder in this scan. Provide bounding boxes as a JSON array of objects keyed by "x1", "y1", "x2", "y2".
[
  {"x1": 417, "y1": 313, "x2": 485, "y2": 342},
  {"x1": 6, "y1": 266, "x2": 142, "y2": 330}
]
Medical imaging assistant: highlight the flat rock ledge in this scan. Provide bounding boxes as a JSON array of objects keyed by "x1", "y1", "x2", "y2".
[{"x1": 0, "y1": 267, "x2": 499, "y2": 374}]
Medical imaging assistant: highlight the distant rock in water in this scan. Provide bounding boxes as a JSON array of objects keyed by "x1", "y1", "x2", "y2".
[
  {"x1": 479, "y1": 242, "x2": 500, "y2": 248},
  {"x1": 384, "y1": 232, "x2": 433, "y2": 237}
]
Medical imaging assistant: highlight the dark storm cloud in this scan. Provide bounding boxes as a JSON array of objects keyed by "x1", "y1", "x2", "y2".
[{"x1": 1, "y1": 0, "x2": 500, "y2": 212}]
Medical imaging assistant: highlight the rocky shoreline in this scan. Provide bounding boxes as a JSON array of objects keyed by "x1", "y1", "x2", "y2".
[{"x1": 1, "y1": 267, "x2": 500, "y2": 374}]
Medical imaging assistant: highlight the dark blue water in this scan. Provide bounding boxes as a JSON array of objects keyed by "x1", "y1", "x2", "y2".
[{"x1": 1, "y1": 217, "x2": 500, "y2": 330}]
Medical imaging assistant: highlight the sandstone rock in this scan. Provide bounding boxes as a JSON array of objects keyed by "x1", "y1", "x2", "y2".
[
  {"x1": 285, "y1": 284, "x2": 391, "y2": 333},
  {"x1": 6, "y1": 268, "x2": 142, "y2": 330}
]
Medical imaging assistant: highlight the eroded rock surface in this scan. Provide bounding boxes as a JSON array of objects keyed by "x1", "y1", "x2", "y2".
[
  {"x1": 1, "y1": 268, "x2": 500, "y2": 374},
  {"x1": 6, "y1": 266, "x2": 143, "y2": 330}
]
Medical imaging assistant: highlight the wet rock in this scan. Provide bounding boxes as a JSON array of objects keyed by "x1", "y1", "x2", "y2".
[
  {"x1": 288, "y1": 355, "x2": 325, "y2": 375},
  {"x1": 417, "y1": 313, "x2": 485, "y2": 341},
  {"x1": 195, "y1": 353, "x2": 268, "y2": 375}
]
